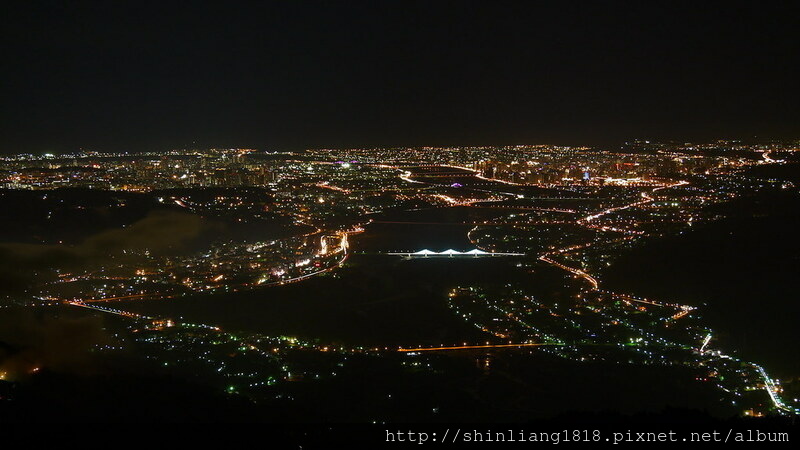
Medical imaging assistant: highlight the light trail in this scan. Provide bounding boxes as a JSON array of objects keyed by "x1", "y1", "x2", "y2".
[
  {"x1": 399, "y1": 170, "x2": 425, "y2": 184},
  {"x1": 397, "y1": 342, "x2": 561, "y2": 352},
  {"x1": 315, "y1": 182, "x2": 352, "y2": 194},
  {"x1": 83, "y1": 293, "x2": 153, "y2": 302},
  {"x1": 699, "y1": 333, "x2": 712, "y2": 353},
  {"x1": 539, "y1": 255, "x2": 599, "y2": 289},
  {"x1": 66, "y1": 300, "x2": 152, "y2": 319}
]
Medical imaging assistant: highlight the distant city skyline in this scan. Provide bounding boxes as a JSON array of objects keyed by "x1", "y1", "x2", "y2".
[{"x1": 2, "y1": 136, "x2": 798, "y2": 159}]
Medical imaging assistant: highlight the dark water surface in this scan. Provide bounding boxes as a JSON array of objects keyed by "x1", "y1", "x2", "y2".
[{"x1": 120, "y1": 207, "x2": 535, "y2": 346}]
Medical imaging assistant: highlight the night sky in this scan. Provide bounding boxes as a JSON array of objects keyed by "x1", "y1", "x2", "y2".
[{"x1": 1, "y1": 0, "x2": 798, "y2": 154}]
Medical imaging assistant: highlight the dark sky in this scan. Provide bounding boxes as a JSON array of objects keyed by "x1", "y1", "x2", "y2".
[{"x1": 1, "y1": 0, "x2": 798, "y2": 154}]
